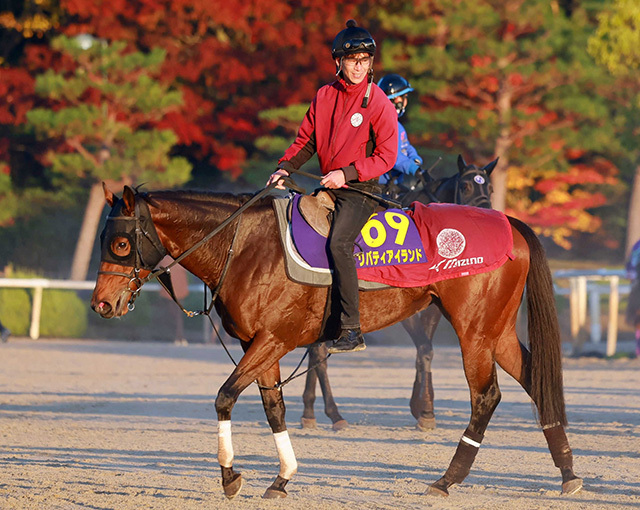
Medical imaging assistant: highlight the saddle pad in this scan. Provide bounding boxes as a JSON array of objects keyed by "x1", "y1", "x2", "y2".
[
  {"x1": 272, "y1": 198, "x2": 514, "y2": 289},
  {"x1": 272, "y1": 198, "x2": 388, "y2": 290},
  {"x1": 291, "y1": 194, "x2": 425, "y2": 270},
  {"x1": 357, "y1": 202, "x2": 514, "y2": 287}
]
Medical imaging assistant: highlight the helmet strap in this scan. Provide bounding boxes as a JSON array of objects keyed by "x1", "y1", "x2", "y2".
[{"x1": 361, "y1": 66, "x2": 374, "y2": 108}]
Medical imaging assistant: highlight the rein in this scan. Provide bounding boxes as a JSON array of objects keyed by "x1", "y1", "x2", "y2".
[{"x1": 100, "y1": 180, "x2": 328, "y2": 391}]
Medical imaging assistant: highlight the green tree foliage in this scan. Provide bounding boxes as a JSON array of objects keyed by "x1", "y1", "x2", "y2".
[
  {"x1": 588, "y1": 0, "x2": 640, "y2": 255},
  {"x1": 40, "y1": 289, "x2": 88, "y2": 338},
  {"x1": 1, "y1": 0, "x2": 638, "y2": 269},
  {"x1": 26, "y1": 35, "x2": 192, "y2": 279},
  {"x1": 27, "y1": 35, "x2": 191, "y2": 189},
  {"x1": 370, "y1": 0, "x2": 623, "y2": 249},
  {"x1": 588, "y1": 0, "x2": 640, "y2": 77},
  {"x1": 0, "y1": 287, "x2": 31, "y2": 335}
]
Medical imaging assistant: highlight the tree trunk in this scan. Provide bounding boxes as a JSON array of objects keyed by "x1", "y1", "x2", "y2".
[
  {"x1": 69, "y1": 182, "x2": 106, "y2": 281},
  {"x1": 625, "y1": 164, "x2": 640, "y2": 258},
  {"x1": 491, "y1": 79, "x2": 513, "y2": 212}
]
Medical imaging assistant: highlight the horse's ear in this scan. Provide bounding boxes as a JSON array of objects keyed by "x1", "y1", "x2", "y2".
[
  {"x1": 122, "y1": 185, "x2": 136, "y2": 216},
  {"x1": 103, "y1": 182, "x2": 119, "y2": 207},
  {"x1": 457, "y1": 154, "x2": 468, "y2": 173},
  {"x1": 483, "y1": 157, "x2": 499, "y2": 175}
]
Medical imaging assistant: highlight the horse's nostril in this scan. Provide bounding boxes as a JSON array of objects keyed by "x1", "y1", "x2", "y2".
[{"x1": 93, "y1": 301, "x2": 112, "y2": 316}]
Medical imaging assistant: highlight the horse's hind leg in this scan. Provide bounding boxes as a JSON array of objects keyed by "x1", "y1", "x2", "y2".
[
  {"x1": 403, "y1": 306, "x2": 440, "y2": 430},
  {"x1": 301, "y1": 347, "x2": 319, "y2": 428},
  {"x1": 215, "y1": 335, "x2": 291, "y2": 499},
  {"x1": 428, "y1": 348, "x2": 501, "y2": 497},
  {"x1": 495, "y1": 337, "x2": 583, "y2": 495},
  {"x1": 302, "y1": 344, "x2": 347, "y2": 430}
]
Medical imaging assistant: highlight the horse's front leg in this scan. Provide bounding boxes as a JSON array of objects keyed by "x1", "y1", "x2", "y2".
[
  {"x1": 215, "y1": 334, "x2": 290, "y2": 500},
  {"x1": 258, "y1": 362, "x2": 298, "y2": 499}
]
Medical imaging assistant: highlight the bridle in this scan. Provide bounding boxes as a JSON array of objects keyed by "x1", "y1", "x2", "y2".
[
  {"x1": 454, "y1": 167, "x2": 492, "y2": 208},
  {"x1": 97, "y1": 185, "x2": 279, "y2": 312},
  {"x1": 95, "y1": 183, "x2": 332, "y2": 391},
  {"x1": 98, "y1": 197, "x2": 167, "y2": 310}
]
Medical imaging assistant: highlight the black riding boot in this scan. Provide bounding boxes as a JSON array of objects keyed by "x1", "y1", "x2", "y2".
[{"x1": 328, "y1": 328, "x2": 366, "y2": 353}]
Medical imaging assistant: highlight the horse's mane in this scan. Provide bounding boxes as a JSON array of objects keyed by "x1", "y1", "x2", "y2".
[
  {"x1": 425, "y1": 173, "x2": 457, "y2": 194},
  {"x1": 140, "y1": 189, "x2": 270, "y2": 208}
]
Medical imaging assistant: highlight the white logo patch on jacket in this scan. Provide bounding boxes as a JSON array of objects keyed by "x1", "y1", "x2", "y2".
[{"x1": 350, "y1": 112, "x2": 363, "y2": 127}]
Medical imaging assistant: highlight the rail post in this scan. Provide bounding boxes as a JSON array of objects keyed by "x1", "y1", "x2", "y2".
[{"x1": 606, "y1": 275, "x2": 619, "y2": 356}]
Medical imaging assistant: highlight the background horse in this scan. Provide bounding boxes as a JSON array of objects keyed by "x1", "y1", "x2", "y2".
[
  {"x1": 91, "y1": 184, "x2": 582, "y2": 499},
  {"x1": 302, "y1": 155, "x2": 496, "y2": 432}
]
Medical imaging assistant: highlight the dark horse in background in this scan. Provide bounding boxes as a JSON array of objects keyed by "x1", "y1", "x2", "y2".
[
  {"x1": 91, "y1": 184, "x2": 582, "y2": 499},
  {"x1": 302, "y1": 155, "x2": 496, "y2": 432}
]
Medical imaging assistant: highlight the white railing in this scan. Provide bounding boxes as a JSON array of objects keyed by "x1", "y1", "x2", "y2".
[
  {"x1": 553, "y1": 269, "x2": 630, "y2": 356},
  {"x1": 0, "y1": 278, "x2": 209, "y2": 341},
  {"x1": 0, "y1": 272, "x2": 633, "y2": 355}
]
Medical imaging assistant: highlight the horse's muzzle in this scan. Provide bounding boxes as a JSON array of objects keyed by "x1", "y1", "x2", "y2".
[{"x1": 92, "y1": 300, "x2": 116, "y2": 319}]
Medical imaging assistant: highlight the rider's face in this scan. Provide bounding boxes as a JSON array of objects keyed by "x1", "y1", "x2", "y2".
[
  {"x1": 393, "y1": 95, "x2": 408, "y2": 114},
  {"x1": 337, "y1": 52, "x2": 372, "y2": 85}
]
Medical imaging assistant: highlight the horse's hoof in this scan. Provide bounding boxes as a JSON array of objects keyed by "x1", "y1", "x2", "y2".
[
  {"x1": 426, "y1": 477, "x2": 450, "y2": 497},
  {"x1": 301, "y1": 417, "x2": 317, "y2": 429},
  {"x1": 263, "y1": 475, "x2": 289, "y2": 499},
  {"x1": 426, "y1": 484, "x2": 449, "y2": 497},
  {"x1": 416, "y1": 416, "x2": 436, "y2": 431},
  {"x1": 222, "y1": 473, "x2": 243, "y2": 500},
  {"x1": 332, "y1": 419, "x2": 348, "y2": 431},
  {"x1": 562, "y1": 477, "x2": 583, "y2": 495},
  {"x1": 263, "y1": 487, "x2": 288, "y2": 499}
]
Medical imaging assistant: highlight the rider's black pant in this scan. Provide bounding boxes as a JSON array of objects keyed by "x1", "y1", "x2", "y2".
[{"x1": 328, "y1": 186, "x2": 379, "y2": 330}]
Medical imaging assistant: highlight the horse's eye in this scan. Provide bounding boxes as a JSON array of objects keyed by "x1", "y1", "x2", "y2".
[{"x1": 111, "y1": 237, "x2": 131, "y2": 256}]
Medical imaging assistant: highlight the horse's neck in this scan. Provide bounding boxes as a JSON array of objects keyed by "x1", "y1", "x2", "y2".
[
  {"x1": 431, "y1": 175, "x2": 457, "y2": 203},
  {"x1": 150, "y1": 194, "x2": 244, "y2": 283}
]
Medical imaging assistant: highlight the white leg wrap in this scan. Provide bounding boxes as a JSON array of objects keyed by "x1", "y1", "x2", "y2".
[
  {"x1": 218, "y1": 420, "x2": 234, "y2": 467},
  {"x1": 461, "y1": 434, "x2": 481, "y2": 448},
  {"x1": 273, "y1": 430, "x2": 298, "y2": 479}
]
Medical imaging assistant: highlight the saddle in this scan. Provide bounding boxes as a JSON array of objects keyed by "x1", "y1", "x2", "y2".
[
  {"x1": 296, "y1": 190, "x2": 387, "y2": 238},
  {"x1": 297, "y1": 190, "x2": 335, "y2": 237}
]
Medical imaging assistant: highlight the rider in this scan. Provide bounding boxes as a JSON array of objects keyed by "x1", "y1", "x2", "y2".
[
  {"x1": 377, "y1": 74, "x2": 423, "y2": 190},
  {"x1": 267, "y1": 20, "x2": 398, "y2": 353}
]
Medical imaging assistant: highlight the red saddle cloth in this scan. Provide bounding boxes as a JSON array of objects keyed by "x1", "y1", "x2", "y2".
[{"x1": 356, "y1": 203, "x2": 514, "y2": 287}]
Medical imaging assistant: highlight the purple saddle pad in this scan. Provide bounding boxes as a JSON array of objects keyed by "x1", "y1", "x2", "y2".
[{"x1": 290, "y1": 194, "x2": 426, "y2": 270}]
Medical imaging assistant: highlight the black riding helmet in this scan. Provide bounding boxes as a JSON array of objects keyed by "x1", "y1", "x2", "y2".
[
  {"x1": 377, "y1": 74, "x2": 414, "y2": 117},
  {"x1": 331, "y1": 19, "x2": 376, "y2": 59},
  {"x1": 332, "y1": 20, "x2": 376, "y2": 108}
]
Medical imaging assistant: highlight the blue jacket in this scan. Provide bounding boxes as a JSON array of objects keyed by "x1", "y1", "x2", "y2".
[{"x1": 379, "y1": 121, "x2": 422, "y2": 185}]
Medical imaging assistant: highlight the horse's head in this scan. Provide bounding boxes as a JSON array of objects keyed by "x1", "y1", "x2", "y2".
[
  {"x1": 91, "y1": 184, "x2": 166, "y2": 318},
  {"x1": 455, "y1": 154, "x2": 497, "y2": 209}
]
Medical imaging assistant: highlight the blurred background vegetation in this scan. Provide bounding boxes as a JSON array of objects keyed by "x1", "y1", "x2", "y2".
[{"x1": 1, "y1": 0, "x2": 640, "y2": 340}]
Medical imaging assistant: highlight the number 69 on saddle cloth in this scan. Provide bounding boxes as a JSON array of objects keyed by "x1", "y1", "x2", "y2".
[{"x1": 274, "y1": 195, "x2": 514, "y2": 289}]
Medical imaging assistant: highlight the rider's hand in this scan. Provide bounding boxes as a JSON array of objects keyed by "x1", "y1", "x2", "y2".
[
  {"x1": 320, "y1": 169, "x2": 346, "y2": 189},
  {"x1": 267, "y1": 169, "x2": 289, "y2": 190}
]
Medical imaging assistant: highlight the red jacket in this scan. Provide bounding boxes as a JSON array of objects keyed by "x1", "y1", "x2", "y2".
[{"x1": 279, "y1": 76, "x2": 398, "y2": 182}]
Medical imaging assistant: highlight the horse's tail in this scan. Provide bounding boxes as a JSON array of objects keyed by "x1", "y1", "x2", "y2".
[{"x1": 509, "y1": 216, "x2": 567, "y2": 426}]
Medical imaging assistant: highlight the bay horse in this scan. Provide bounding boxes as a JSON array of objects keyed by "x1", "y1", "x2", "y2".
[
  {"x1": 302, "y1": 155, "x2": 496, "y2": 432},
  {"x1": 91, "y1": 183, "x2": 582, "y2": 499}
]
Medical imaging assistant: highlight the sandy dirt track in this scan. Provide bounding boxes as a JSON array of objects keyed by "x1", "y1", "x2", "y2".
[{"x1": 0, "y1": 338, "x2": 639, "y2": 509}]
